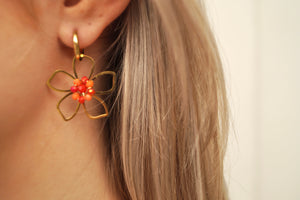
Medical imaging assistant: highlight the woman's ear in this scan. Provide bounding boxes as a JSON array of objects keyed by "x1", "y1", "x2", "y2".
[{"x1": 59, "y1": 0, "x2": 130, "y2": 49}]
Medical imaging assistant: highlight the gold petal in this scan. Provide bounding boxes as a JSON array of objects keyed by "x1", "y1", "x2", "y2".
[
  {"x1": 82, "y1": 96, "x2": 109, "y2": 119},
  {"x1": 57, "y1": 92, "x2": 81, "y2": 121},
  {"x1": 92, "y1": 71, "x2": 116, "y2": 95},
  {"x1": 47, "y1": 70, "x2": 75, "y2": 92},
  {"x1": 72, "y1": 54, "x2": 95, "y2": 79}
]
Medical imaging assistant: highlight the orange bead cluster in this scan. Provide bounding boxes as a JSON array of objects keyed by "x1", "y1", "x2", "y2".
[{"x1": 70, "y1": 76, "x2": 95, "y2": 104}]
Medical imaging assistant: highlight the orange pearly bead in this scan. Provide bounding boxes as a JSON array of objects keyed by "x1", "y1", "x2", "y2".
[
  {"x1": 86, "y1": 80, "x2": 94, "y2": 88},
  {"x1": 84, "y1": 94, "x2": 92, "y2": 101},
  {"x1": 72, "y1": 92, "x2": 80, "y2": 100},
  {"x1": 73, "y1": 79, "x2": 82, "y2": 86}
]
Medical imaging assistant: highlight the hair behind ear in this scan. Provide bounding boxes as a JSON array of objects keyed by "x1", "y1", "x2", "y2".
[{"x1": 106, "y1": 1, "x2": 229, "y2": 199}]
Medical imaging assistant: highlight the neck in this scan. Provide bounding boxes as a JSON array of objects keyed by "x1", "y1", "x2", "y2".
[
  {"x1": 0, "y1": 100, "x2": 119, "y2": 199},
  {"x1": 0, "y1": 38, "x2": 120, "y2": 200}
]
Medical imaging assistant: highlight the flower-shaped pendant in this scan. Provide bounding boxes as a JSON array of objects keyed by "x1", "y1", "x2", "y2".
[{"x1": 47, "y1": 54, "x2": 116, "y2": 121}]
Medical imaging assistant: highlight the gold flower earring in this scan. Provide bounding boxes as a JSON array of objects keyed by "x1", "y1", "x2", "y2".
[{"x1": 47, "y1": 32, "x2": 116, "y2": 121}]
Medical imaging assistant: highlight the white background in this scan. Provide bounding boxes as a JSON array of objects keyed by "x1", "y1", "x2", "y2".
[{"x1": 206, "y1": 0, "x2": 300, "y2": 199}]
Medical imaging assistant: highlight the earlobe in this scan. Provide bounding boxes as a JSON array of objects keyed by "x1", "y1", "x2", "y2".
[{"x1": 58, "y1": 0, "x2": 130, "y2": 49}]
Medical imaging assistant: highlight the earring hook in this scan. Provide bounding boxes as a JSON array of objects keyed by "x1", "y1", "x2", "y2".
[{"x1": 73, "y1": 31, "x2": 84, "y2": 61}]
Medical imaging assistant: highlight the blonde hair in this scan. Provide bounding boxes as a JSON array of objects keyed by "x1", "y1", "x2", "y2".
[{"x1": 102, "y1": 0, "x2": 229, "y2": 199}]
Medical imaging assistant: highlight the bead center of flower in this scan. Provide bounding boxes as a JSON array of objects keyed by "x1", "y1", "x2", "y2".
[{"x1": 70, "y1": 76, "x2": 95, "y2": 104}]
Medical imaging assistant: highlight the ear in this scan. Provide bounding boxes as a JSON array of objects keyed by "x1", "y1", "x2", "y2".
[{"x1": 59, "y1": 0, "x2": 130, "y2": 49}]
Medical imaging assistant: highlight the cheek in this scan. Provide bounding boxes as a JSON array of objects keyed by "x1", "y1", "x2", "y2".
[
  {"x1": 0, "y1": 39, "x2": 44, "y2": 134},
  {"x1": 0, "y1": 4, "x2": 47, "y2": 134}
]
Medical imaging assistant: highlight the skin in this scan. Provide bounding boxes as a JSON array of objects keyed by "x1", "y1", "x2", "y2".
[{"x1": 0, "y1": 0, "x2": 130, "y2": 199}]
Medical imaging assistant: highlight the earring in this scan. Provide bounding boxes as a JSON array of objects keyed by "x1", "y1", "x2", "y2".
[{"x1": 47, "y1": 31, "x2": 116, "y2": 121}]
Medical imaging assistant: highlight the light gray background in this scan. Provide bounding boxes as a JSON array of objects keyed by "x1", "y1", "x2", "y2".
[{"x1": 206, "y1": 0, "x2": 300, "y2": 199}]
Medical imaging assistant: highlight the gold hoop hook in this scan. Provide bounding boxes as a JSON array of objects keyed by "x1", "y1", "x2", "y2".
[{"x1": 73, "y1": 32, "x2": 84, "y2": 61}]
